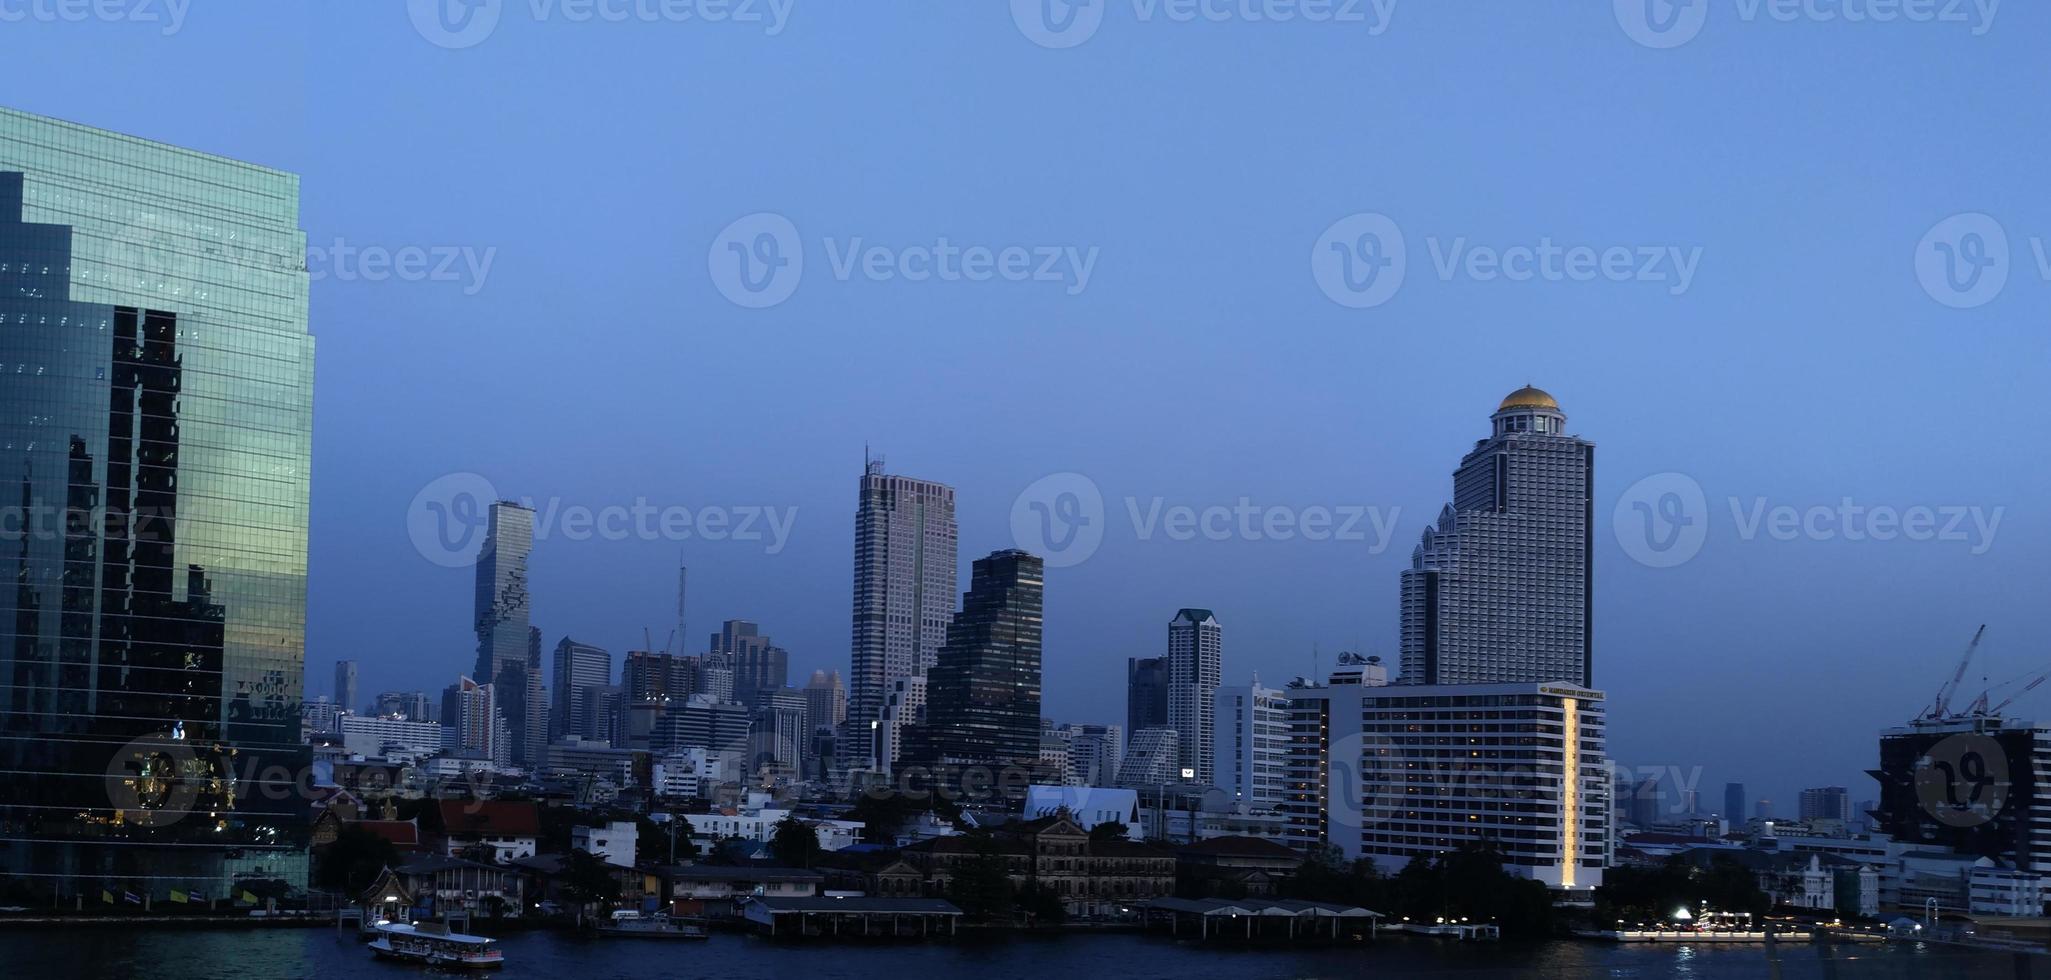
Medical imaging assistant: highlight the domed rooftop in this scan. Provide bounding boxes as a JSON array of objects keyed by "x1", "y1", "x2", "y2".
[{"x1": 1498, "y1": 385, "x2": 1559, "y2": 412}]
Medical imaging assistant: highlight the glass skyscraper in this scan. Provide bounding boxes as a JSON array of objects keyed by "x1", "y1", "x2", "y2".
[
  {"x1": 1399, "y1": 387, "x2": 1595, "y2": 686},
  {"x1": 846, "y1": 456, "x2": 956, "y2": 766},
  {"x1": 912, "y1": 549, "x2": 1044, "y2": 768},
  {"x1": 0, "y1": 109, "x2": 314, "y2": 902}
]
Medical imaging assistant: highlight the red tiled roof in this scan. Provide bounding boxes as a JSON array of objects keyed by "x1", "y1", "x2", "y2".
[{"x1": 437, "y1": 800, "x2": 541, "y2": 837}]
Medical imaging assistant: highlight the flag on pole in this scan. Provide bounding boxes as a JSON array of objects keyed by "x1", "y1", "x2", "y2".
[
  {"x1": 122, "y1": 891, "x2": 141, "y2": 905},
  {"x1": 238, "y1": 889, "x2": 258, "y2": 905},
  {"x1": 189, "y1": 889, "x2": 206, "y2": 904},
  {"x1": 100, "y1": 889, "x2": 113, "y2": 905},
  {"x1": 169, "y1": 890, "x2": 188, "y2": 904}
]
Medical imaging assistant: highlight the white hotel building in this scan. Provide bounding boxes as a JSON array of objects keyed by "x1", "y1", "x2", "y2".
[{"x1": 1284, "y1": 655, "x2": 1611, "y2": 892}]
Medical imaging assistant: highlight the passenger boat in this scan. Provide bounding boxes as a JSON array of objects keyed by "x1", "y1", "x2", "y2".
[
  {"x1": 369, "y1": 921, "x2": 506, "y2": 969},
  {"x1": 593, "y1": 909, "x2": 711, "y2": 940}
]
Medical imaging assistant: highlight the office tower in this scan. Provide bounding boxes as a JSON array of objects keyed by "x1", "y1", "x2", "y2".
[
  {"x1": 1399, "y1": 387, "x2": 1595, "y2": 686},
  {"x1": 750, "y1": 689, "x2": 810, "y2": 775},
  {"x1": 1166, "y1": 609, "x2": 1223, "y2": 786},
  {"x1": 1873, "y1": 717, "x2": 2051, "y2": 872},
  {"x1": 847, "y1": 458, "x2": 958, "y2": 761},
  {"x1": 374, "y1": 691, "x2": 436, "y2": 724},
  {"x1": 551, "y1": 638, "x2": 611, "y2": 741},
  {"x1": 335, "y1": 660, "x2": 360, "y2": 714},
  {"x1": 1214, "y1": 678, "x2": 1288, "y2": 810},
  {"x1": 623, "y1": 650, "x2": 697, "y2": 704},
  {"x1": 442, "y1": 676, "x2": 509, "y2": 767},
  {"x1": 874, "y1": 675, "x2": 927, "y2": 776},
  {"x1": 1755, "y1": 799, "x2": 1774, "y2": 821},
  {"x1": 1282, "y1": 654, "x2": 1609, "y2": 891},
  {"x1": 710, "y1": 620, "x2": 789, "y2": 707},
  {"x1": 1063, "y1": 724, "x2": 1123, "y2": 787},
  {"x1": 1118, "y1": 728, "x2": 1182, "y2": 786},
  {"x1": 911, "y1": 550, "x2": 1045, "y2": 767},
  {"x1": 0, "y1": 110, "x2": 316, "y2": 901},
  {"x1": 804, "y1": 669, "x2": 847, "y2": 733},
  {"x1": 1724, "y1": 782, "x2": 1747, "y2": 823},
  {"x1": 1799, "y1": 786, "x2": 1851, "y2": 824},
  {"x1": 1127, "y1": 656, "x2": 1170, "y2": 734},
  {"x1": 471, "y1": 502, "x2": 536, "y2": 763},
  {"x1": 518, "y1": 626, "x2": 547, "y2": 766},
  {"x1": 652, "y1": 695, "x2": 750, "y2": 758},
  {"x1": 584, "y1": 685, "x2": 624, "y2": 746}
]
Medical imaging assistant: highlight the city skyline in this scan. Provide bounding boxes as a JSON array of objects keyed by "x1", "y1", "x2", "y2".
[{"x1": 6, "y1": 4, "x2": 2044, "y2": 830}]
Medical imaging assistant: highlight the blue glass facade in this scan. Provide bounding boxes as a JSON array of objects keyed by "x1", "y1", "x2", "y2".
[{"x1": 0, "y1": 109, "x2": 314, "y2": 903}]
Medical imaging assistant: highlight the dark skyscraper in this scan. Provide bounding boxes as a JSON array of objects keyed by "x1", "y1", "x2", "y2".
[
  {"x1": 1724, "y1": 782, "x2": 1747, "y2": 823},
  {"x1": 710, "y1": 619, "x2": 788, "y2": 707},
  {"x1": 847, "y1": 458, "x2": 957, "y2": 765},
  {"x1": 912, "y1": 550, "x2": 1044, "y2": 767},
  {"x1": 0, "y1": 109, "x2": 315, "y2": 900},
  {"x1": 551, "y1": 637, "x2": 611, "y2": 742},
  {"x1": 1400, "y1": 387, "x2": 1595, "y2": 686},
  {"x1": 335, "y1": 660, "x2": 359, "y2": 714},
  {"x1": 1127, "y1": 656, "x2": 1170, "y2": 735},
  {"x1": 472, "y1": 502, "x2": 537, "y2": 764}
]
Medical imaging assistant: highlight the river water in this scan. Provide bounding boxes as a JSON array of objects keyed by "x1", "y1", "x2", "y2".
[{"x1": 0, "y1": 927, "x2": 2031, "y2": 978}]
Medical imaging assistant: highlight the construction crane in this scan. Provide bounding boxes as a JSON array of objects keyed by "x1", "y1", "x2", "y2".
[
  {"x1": 1923, "y1": 625, "x2": 1988, "y2": 722},
  {"x1": 1965, "y1": 659, "x2": 2051, "y2": 718}
]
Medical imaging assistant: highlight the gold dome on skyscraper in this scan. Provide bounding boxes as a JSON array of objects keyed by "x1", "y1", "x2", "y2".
[{"x1": 1498, "y1": 386, "x2": 1559, "y2": 412}]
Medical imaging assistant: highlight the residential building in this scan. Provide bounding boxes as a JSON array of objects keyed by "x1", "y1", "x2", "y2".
[
  {"x1": 1800, "y1": 786, "x2": 1852, "y2": 825},
  {"x1": 1166, "y1": 610, "x2": 1223, "y2": 785},
  {"x1": 711, "y1": 620, "x2": 790, "y2": 707},
  {"x1": 1284, "y1": 659, "x2": 1610, "y2": 892},
  {"x1": 1062, "y1": 724, "x2": 1124, "y2": 787},
  {"x1": 1023, "y1": 785, "x2": 1143, "y2": 838},
  {"x1": 679, "y1": 794, "x2": 864, "y2": 852},
  {"x1": 909, "y1": 550, "x2": 1045, "y2": 769},
  {"x1": 541, "y1": 736, "x2": 637, "y2": 787},
  {"x1": 572, "y1": 821, "x2": 639, "y2": 868},
  {"x1": 1399, "y1": 387, "x2": 1594, "y2": 686},
  {"x1": 442, "y1": 676, "x2": 510, "y2": 768},
  {"x1": 340, "y1": 715, "x2": 445, "y2": 761},
  {"x1": 848, "y1": 458, "x2": 958, "y2": 765},
  {"x1": 1119, "y1": 728, "x2": 1182, "y2": 786},
  {"x1": 654, "y1": 748, "x2": 727, "y2": 800},
  {"x1": 1127, "y1": 656, "x2": 1170, "y2": 734},
  {"x1": 750, "y1": 688, "x2": 810, "y2": 776},
  {"x1": 804, "y1": 669, "x2": 847, "y2": 732},
  {"x1": 1215, "y1": 679, "x2": 1288, "y2": 810},
  {"x1": 374, "y1": 691, "x2": 436, "y2": 724},
  {"x1": 0, "y1": 108, "x2": 317, "y2": 902},
  {"x1": 652, "y1": 695, "x2": 751, "y2": 758},
  {"x1": 898, "y1": 813, "x2": 1176, "y2": 918},
  {"x1": 336, "y1": 661, "x2": 359, "y2": 714},
  {"x1": 551, "y1": 637, "x2": 611, "y2": 741},
  {"x1": 435, "y1": 800, "x2": 540, "y2": 863}
]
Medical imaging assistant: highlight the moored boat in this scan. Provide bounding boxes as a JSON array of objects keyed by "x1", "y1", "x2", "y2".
[
  {"x1": 369, "y1": 921, "x2": 506, "y2": 969},
  {"x1": 593, "y1": 910, "x2": 710, "y2": 940}
]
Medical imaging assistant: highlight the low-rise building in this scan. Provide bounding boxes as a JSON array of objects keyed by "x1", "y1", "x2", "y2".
[
  {"x1": 573, "y1": 821, "x2": 639, "y2": 868},
  {"x1": 435, "y1": 800, "x2": 541, "y2": 863},
  {"x1": 899, "y1": 813, "x2": 1175, "y2": 918}
]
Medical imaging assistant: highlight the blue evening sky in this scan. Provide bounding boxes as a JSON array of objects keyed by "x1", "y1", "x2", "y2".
[{"x1": 3, "y1": 1, "x2": 2045, "y2": 813}]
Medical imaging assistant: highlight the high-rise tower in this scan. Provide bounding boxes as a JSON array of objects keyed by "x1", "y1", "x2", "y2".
[
  {"x1": 847, "y1": 457, "x2": 957, "y2": 765},
  {"x1": 911, "y1": 550, "x2": 1045, "y2": 768},
  {"x1": 0, "y1": 109, "x2": 316, "y2": 901},
  {"x1": 1400, "y1": 387, "x2": 1595, "y2": 686},
  {"x1": 1167, "y1": 609, "x2": 1222, "y2": 785}
]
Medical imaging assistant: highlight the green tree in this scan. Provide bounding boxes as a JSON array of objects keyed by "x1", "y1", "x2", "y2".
[
  {"x1": 1016, "y1": 881, "x2": 1067, "y2": 925},
  {"x1": 769, "y1": 814, "x2": 823, "y2": 868},
  {"x1": 945, "y1": 835, "x2": 1017, "y2": 922},
  {"x1": 560, "y1": 849, "x2": 623, "y2": 918},
  {"x1": 1087, "y1": 820, "x2": 1131, "y2": 843},
  {"x1": 313, "y1": 825, "x2": 400, "y2": 898}
]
